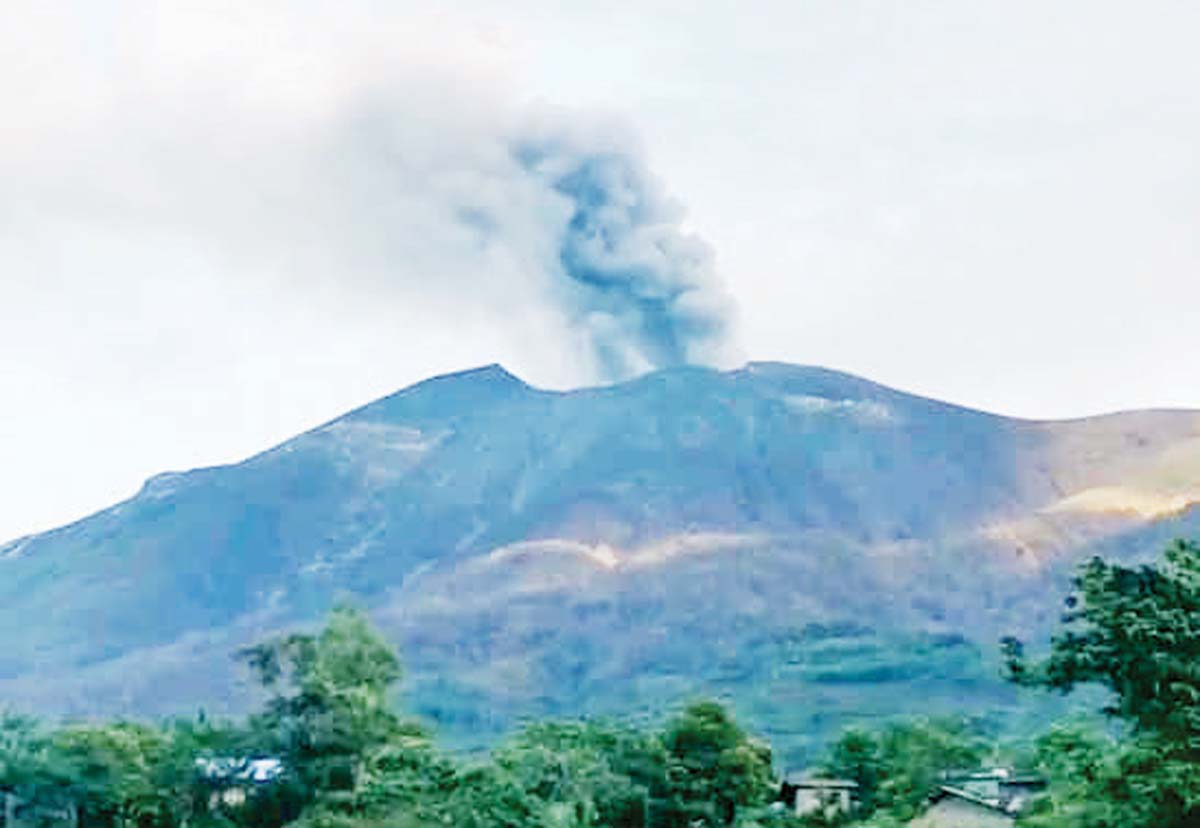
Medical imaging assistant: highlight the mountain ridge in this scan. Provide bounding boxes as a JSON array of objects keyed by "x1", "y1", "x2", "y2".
[{"x1": 3, "y1": 362, "x2": 1200, "y2": 765}]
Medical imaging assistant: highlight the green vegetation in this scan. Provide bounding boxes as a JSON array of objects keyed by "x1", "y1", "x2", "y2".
[
  {"x1": 821, "y1": 718, "x2": 989, "y2": 823},
  {"x1": 5, "y1": 538, "x2": 1200, "y2": 827},
  {"x1": 0, "y1": 607, "x2": 777, "y2": 828},
  {"x1": 1002, "y1": 538, "x2": 1200, "y2": 826}
]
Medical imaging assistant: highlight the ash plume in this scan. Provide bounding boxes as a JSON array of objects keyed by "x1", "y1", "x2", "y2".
[
  {"x1": 512, "y1": 126, "x2": 735, "y2": 380},
  {"x1": 0, "y1": 2, "x2": 739, "y2": 391}
]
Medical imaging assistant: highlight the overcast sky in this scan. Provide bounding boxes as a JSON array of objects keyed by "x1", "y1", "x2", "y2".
[{"x1": 3, "y1": 1, "x2": 1199, "y2": 541}]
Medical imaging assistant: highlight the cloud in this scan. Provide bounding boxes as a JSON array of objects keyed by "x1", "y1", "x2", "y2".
[
  {"x1": 0, "y1": 2, "x2": 737, "y2": 387},
  {"x1": 0, "y1": 1, "x2": 743, "y2": 539}
]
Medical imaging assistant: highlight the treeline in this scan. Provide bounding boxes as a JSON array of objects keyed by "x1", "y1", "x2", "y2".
[
  {"x1": 997, "y1": 538, "x2": 1200, "y2": 827},
  {"x1": 4, "y1": 539, "x2": 1200, "y2": 828},
  {"x1": 836, "y1": 538, "x2": 1200, "y2": 827},
  {"x1": 0, "y1": 608, "x2": 780, "y2": 828}
]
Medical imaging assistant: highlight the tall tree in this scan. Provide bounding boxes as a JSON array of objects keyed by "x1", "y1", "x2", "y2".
[
  {"x1": 495, "y1": 720, "x2": 668, "y2": 828},
  {"x1": 1003, "y1": 538, "x2": 1200, "y2": 826},
  {"x1": 821, "y1": 718, "x2": 986, "y2": 823},
  {"x1": 659, "y1": 700, "x2": 774, "y2": 828},
  {"x1": 1004, "y1": 539, "x2": 1200, "y2": 741},
  {"x1": 239, "y1": 606, "x2": 415, "y2": 800}
]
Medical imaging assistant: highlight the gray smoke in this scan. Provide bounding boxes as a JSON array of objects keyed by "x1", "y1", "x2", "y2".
[
  {"x1": 311, "y1": 100, "x2": 739, "y2": 383},
  {"x1": 512, "y1": 126, "x2": 733, "y2": 379},
  {"x1": 0, "y1": 3, "x2": 739, "y2": 391}
]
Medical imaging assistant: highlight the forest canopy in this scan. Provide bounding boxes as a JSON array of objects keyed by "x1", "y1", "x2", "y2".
[{"x1": 4, "y1": 539, "x2": 1200, "y2": 828}]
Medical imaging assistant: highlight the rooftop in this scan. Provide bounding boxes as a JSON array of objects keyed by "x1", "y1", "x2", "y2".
[{"x1": 783, "y1": 774, "x2": 860, "y2": 789}]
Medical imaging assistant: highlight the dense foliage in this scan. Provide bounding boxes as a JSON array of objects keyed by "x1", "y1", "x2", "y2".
[
  {"x1": 5, "y1": 537, "x2": 1200, "y2": 827},
  {"x1": 1004, "y1": 538, "x2": 1200, "y2": 826},
  {"x1": 820, "y1": 718, "x2": 988, "y2": 823},
  {"x1": 0, "y1": 608, "x2": 778, "y2": 828}
]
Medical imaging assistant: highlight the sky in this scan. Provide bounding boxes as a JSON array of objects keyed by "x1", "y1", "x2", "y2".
[{"x1": 2, "y1": 1, "x2": 1199, "y2": 541}]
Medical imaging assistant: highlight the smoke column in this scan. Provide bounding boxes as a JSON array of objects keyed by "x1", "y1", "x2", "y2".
[{"x1": 513, "y1": 126, "x2": 734, "y2": 380}]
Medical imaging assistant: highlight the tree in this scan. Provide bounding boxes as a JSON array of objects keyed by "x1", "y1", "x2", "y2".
[
  {"x1": 822, "y1": 728, "x2": 882, "y2": 817},
  {"x1": 820, "y1": 718, "x2": 986, "y2": 823},
  {"x1": 1016, "y1": 722, "x2": 1127, "y2": 828},
  {"x1": 297, "y1": 738, "x2": 545, "y2": 828},
  {"x1": 0, "y1": 711, "x2": 54, "y2": 794},
  {"x1": 0, "y1": 711, "x2": 85, "y2": 822},
  {"x1": 659, "y1": 700, "x2": 774, "y2": 828},
  {"x1": 495, "y1": 720, "x2": 667, "y2": 828},
  {"x1": 1003, "y1": 539, "x2": 1200, "y2": 741},
  {"x1": 239, "y1": 605, "x2": 417, "y2": 802},
  {"x1": 1003, "y1": 538, "x2": 1200, "y2": 826},
  {"x1": 340, "y1": 736, "x2": 458, "y2": 825},
  {"x1": 50, "y1": 722, "x2": 193, "y2": 828}
]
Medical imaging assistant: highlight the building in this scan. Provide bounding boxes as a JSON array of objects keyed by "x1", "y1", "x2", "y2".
[
  {"x1": 196, "y1": 757, "x2": 285, "y2": 812},
  {"x1": 941, "y1": 768, "x2": 1045, "y2": 814},
  {"x1": 1, "y1": 791, "x2": 77, "y2": 828},
  {"x1": 908, "y1": 769, "x2": 1046, "y2": 827},
  {"x1": 780, "y1": 774, "x2": 859, "y2": 818},
  {"x1": 908, "y1": 786, "x2": 1017, "y2": 827}
]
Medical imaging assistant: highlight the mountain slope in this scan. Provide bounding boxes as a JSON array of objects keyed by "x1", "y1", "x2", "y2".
[{"x1": 3, "y1": 363, "x2": 1200, "y2": 765}]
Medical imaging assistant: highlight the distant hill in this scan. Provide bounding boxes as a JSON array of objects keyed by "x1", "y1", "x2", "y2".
[{"x1": 3, "y1": 363, "x2": 1200, "y2": 766}]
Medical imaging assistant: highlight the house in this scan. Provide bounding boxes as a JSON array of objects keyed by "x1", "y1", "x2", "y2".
[
  {"x1": 908, "y1": 769, "x2": 1046, "y2": 827},
  {"x1": 908, "y1": 786, "x2": 1017, "y2": 827},
  {"x1": 941, "y1": 768, "x2": 1045, "y2": 812},
  {"x1": 1, "y1": 791, "x2": 78, "y2": 828},
  {"x1": 195, "y1": 757, "x2": 284, "y2": 811},
  {"x1": 780, "y1": 774, "x2": 859, "y2": 818}
]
